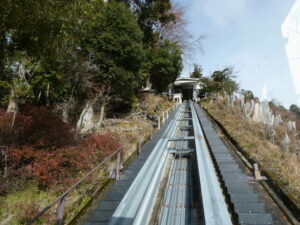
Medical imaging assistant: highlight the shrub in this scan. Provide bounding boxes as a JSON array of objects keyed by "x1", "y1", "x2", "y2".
[
  {"x1": 0, "y1": 109, "x2": 15, "y2": 145},
  {"x1": 84, "y1": 132, "x2": 121, "y2": 159},
  {"x1": 1, "y1": 132, "x2": 120, "y2": 190},
  {"x1": 17, "y1": 106, "x2": 75, "y2": 148},
  {"x1": 0, "y1": 106, "x2": 74, "y2": 148}
]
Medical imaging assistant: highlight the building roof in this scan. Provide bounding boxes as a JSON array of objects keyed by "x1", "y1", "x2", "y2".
[{"x1": 174, "y1": 77, "x2": 201, "y2": 86}]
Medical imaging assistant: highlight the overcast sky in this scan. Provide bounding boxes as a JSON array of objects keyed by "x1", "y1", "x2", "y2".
[{"x1": 174, "y1": 0, "x2": 300, "y2": 108}]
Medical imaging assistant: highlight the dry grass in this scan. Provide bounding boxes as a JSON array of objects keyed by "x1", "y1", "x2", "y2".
[
  {"x1": 103, "y1": 118, "x2": 153, "y2": 162},
  {"x1": 1, "y1": 94, "x2": 175, "y2": 225},
  {"x1": 202, "y1": 99, "x2": 300, "y2": 208},
  {"x1": 137, "y1": 93, "x2": 173, "y2": 117}
]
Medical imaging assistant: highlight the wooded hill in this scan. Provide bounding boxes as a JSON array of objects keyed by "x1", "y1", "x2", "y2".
[
  {"x1": 0, "y1": 1, "x2": 187, "y2": 223},
  {"x1": 0, "y1": 0, "x2": 184, "y2": 121}
]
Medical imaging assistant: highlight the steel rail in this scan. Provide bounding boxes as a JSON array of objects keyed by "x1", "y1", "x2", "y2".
[
  {"x1": 190, "y1": 101, "x2": 232, "y2": 225},
  {"x1": 26, "y1": 104, "x2": 178, "y2": 225},
  {"x1": 169, "y1": 107, "x2": 190, "y2": 225},
  {"x1": 158, "y1": 102, "x2": 195, "y2": 225},
  {"x1": 108, "y1": 100, "x2": 232, "y2": 225},
  {"x1": 108, "y1": 104, "x2": 183, "y2": 225}
]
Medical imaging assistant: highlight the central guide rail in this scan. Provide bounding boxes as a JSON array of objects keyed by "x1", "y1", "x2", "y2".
[{"x1": 108, "y1": 101, "x2": 232, "y2": 225}]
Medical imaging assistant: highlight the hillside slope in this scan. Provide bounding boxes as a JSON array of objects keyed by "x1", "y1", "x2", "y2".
[{"x1": 201, "y1": 98, "x2": 300, "y2": 210}]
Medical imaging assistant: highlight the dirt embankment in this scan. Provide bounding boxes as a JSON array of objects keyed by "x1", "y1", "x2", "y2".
[{"x1": 201, "y1": 99, "x2": 300, "y2": 210}]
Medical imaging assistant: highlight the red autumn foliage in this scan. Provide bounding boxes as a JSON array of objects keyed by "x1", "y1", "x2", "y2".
[
  {"x1": 1, "y1": 132, "x2": 120, "y2": 189},
  {"x1": 0, "y1": 106, "x2": 121, "y2": 191},
  {"x1": 0, "y1": 106, "x2": 74, "y2": 148},
  {"x1": 17, "y1": 106, "x2": 75, "y2": 148},
  {"x1": 84, "y1": 132, "x2": 121, "y2": 158},
  {"x1": 0, "y1": 109, "x2": 14, "y2": 145}
]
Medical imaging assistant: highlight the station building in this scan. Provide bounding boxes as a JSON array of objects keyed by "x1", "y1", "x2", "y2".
[{"x1": 169, "y1": 78, "x2": 202, "y2": 103}]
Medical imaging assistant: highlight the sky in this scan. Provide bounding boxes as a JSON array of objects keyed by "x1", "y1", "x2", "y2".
[{"x1": 174, "y1": 0, "x2": 300, "y2": 108}]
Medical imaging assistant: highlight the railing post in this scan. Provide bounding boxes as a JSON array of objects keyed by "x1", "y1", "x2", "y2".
[
  {"x1": 162, "y1": 112, "x2": 165, "y2": 124},
  {"x1": 253, "y1": 163, "x2": 262, "y2": 180},
  {"x1": 56, "y1": 196, "x2": 66, "y2": 225},
  {"x1": 150, "y1": 126, "x2": 153, "y2": 139},
  {"x1": 158, "y1": 117, "x2": 161, "y2": 130},
  {"x1": 115, "y1": 150, "x2": 121, "y2": 180},
  {"x1": 138, "y1": 138, "x2": 142, "y2": 155},
  {"x1": 166, "y1": 110, "x2": 169, "y2": 119}
]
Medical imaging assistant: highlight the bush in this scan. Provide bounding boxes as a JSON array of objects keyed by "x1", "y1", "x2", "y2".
[
  {"x1": 0, "y1": 109, "x2": 15, "y2": 145},
  {"x1": 17, "y1": 106, "x2": 75, "y2": 148},
  {"x1": 0, "y1": 106, "x2": 75, "y2": 148},
  {"x1": 84, "y1": 132, "x2": 121, "y2": 158},
  {"x1": 1, "y1": 132, "x2": 120, "y2": 190}
]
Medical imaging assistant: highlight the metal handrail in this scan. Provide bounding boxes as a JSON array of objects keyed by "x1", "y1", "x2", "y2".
[
  {"x1": 26, "y1": 104, "x2": 177, "y2": 225},
  {"x1": 155, "y1": 103, "x2": 178, "y2": 129},
  {"x1": 26, "y1": 144, "x2": 127, "y2": 225}
]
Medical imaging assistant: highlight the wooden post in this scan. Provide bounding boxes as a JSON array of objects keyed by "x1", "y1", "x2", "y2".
[
  {"x1": 56, "y1": 196, "x2": 66, "y2": 225},
  {"x1": 150, "y1": 126, "x2": 153, "y2": 139},
  {"x1": 158, "y1": 117, "x2": 161, "y2": 130},
  {"x1": 162, "y1": 113, "x2": 165, "y2": 124},
  {"x1": 138, "y1": 138, "x2": 142, "y2": 154},
  {"x1": 253, "y1": 163, "x2": 262, "y2": 180},
  {"x1": 115, "y1": 151, "x2": 121, "y2": 180}
]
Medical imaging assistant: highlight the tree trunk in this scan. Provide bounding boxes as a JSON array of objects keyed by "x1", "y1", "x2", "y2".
[
  {"x1": 7, "y1": 88, "x2": 18, "y2": 128},
  {"x1": 76, "y1": 102, "x2": 95, "y2": 133},
  {"x1": 96, "y1": 104, "x2": 105, "y2": 129},
  {"x1": 3, "y1": 147, "x2": 8, "y2": 178},
  {"x1": 62, "y1": 102, "x2": 68, "y2": 123},
  {"x1": 7, "y1": 88, "x2": 17, "y2": 113}
]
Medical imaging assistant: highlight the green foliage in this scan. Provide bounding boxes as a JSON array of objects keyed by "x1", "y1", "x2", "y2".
[
  {"x1": 148, "y1": 40, "x2": 183, "y2": 92},
  {"x1": 120, "y1": 0, "x2": 175, "y2": 44},
  {"x1": 289, "y1": 104, "x2": 300, "y2": 118},
  {"x1": 241, "y1": 89, "x2": 255, "y2": 100},
  {"x1": 199, "y1": 67, "x2": 239, "y2": 96},
  {"x1": 190, "y1": 64, "x2": 202, "y2": 78},
  {"x1": 85, "y1": 1, "x2": 145, "y2": 103},
  {"x1": 210, "y1": 67, "x2": 239, "y2": 94},
  {"x1": 0, "y1": 80, "x2": 10, "y2": 106},
  {"x1": 0, "y1": 0, "x2": 183, "y2": 110},
  {"x1": 0, "y1": 183, "x2": 54, "y2": 224}
]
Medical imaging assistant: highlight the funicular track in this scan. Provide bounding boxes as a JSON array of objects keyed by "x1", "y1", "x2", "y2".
[{"x1": 82, "y1": 101, "x2": 276, "y2": 225}]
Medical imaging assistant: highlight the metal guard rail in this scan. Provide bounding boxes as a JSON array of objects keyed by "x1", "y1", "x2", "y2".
[{"x1": 26, "y1": 104, "x2": 178, "y2": 225}]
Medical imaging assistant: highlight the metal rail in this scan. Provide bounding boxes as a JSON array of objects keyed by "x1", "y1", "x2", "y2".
[
  {"x1": 156, "y1": 106, "x2": 194, "y2": 225},
  {"x1": 191, "y1": 102, "x2": 232, "y2": 225},
  {"x1": 26, "y1": 105, "x2": 177, "y2": 225},
  {"x1": 107, "y1": 101, "x2": 232, "y2": 225},
  {"x1": 108, "y1": 104, "x2": 182, "y2": 225}
]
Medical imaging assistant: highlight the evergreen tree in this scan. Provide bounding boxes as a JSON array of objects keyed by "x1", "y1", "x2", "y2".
[
  {"x1": 289, "y1": 104, "x2": 300, "y2": 118},
  {"x1": 190, "y1": 64, "x2": 202, "y2": 78}
]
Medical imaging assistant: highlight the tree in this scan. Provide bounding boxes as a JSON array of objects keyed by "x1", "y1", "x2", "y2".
[
  {"x1": 0, "y1": 0, "x2": 184, "y2": 115},
  {"x1": 240, "y1": 89, "x2": 254, "y2": 100},
  {"x1": 148, "y1": 40, "x2": 183, "y2": 92},
  {"x1": 120, "y1": 0, "x2": 175, "y2": 45},
  {"x1": 0, "y1": 0, "x2": 77, "y2": 110},
  {"x1": 289, "y1": 104, "x2": 300, "y2": 118},
  {"x1": 156, "y1": 3, "x2": 203, "y2": 59},
  {"x1": 84, "y1": 1, "x2": 145, "y2": 106},
  {"x1": 198, "y1": 76, "x2": 215, "y2": 97},
  {"x1": 190, "y1": 64, "x2": 202, "y2": 78},
  {"x1": 211, "y1": 67, "x2": 239, "y2": 95},
  {"x1": 199, "y1": 67, "x2": 239, "y2": 97}
]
